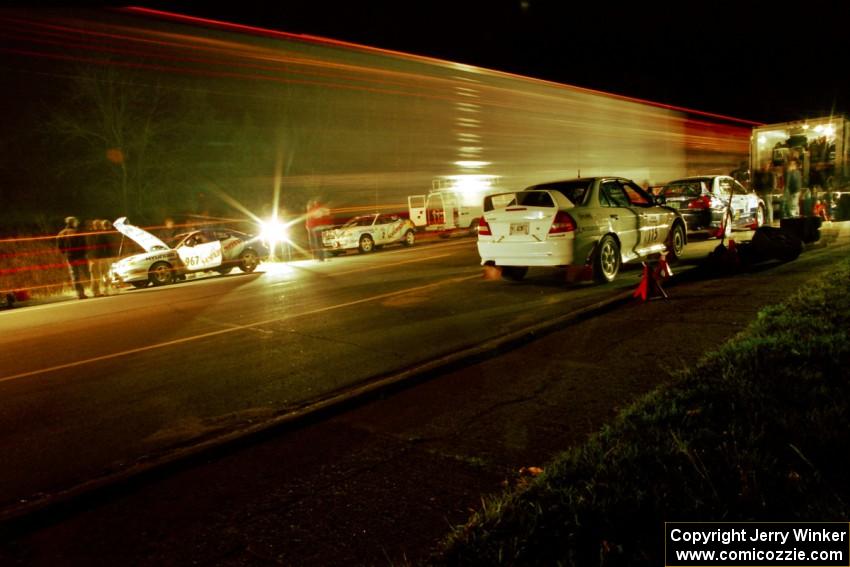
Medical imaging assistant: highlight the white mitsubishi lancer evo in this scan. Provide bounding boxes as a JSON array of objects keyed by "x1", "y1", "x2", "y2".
[
  {"x1": 477, "y1": 177, "x2": 687, "y2": 283},
  {"x1": 109, "y1": 217, "x2": 268, "y2": 288}
]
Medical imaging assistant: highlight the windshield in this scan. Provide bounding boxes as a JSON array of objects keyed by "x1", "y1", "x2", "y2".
[
  {"x1": 662, "y1": 179, "x2": 709, "y2": 198},
  {"x1": 529, "y1": 180, "x2": 590, "y2": 205},
  {"x1": 342, "y1": 215, "x2": 376, "y2": 228}
]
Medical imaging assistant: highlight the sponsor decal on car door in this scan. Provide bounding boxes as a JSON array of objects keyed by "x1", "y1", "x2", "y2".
[{"x1": 178, "y1": 240, "x2": 223, "y2": 270}]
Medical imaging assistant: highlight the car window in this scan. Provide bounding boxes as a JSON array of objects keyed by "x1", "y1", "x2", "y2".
[
  {"x1": 345, "y1": 216, "x2": 374, "y2": 227},
  {"x1": 717, "y1": 178, "x2": 734, "y2": 198},
  {"x1": 732, "y1": 180, "x2": 749, "y2": 195},
  {"x1": 622, "y1": 182, "x2": 653, "y2": 206},
  {"x1": 600, "y1": 181, "x2": 629, "y2": 207},
  {"x1": 662, "y1": 181, "x2": 703, "y2": 198},
  {"x1": 533, "y1": 180, "x2": 589, "y2": 205},
  {"x1": 515, "y1": 191, "x2": 555, "y2": 207}
]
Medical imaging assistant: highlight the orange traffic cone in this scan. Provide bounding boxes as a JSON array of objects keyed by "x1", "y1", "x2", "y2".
[
  {"x1": 633, "y1": 263, "x2": 651, "y2": 301},
  {"x1": 633, "y1": 261, "x2": 668, "y2": 302}
]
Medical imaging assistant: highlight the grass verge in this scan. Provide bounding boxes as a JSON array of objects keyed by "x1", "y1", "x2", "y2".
[{"x1": 431, "y1": 259, "x2": 850, "y2": 566}]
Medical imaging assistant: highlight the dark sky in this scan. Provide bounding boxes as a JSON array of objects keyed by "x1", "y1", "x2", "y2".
[{"x1": 138, "y1": 0, "x2": 849, "y2": 125}]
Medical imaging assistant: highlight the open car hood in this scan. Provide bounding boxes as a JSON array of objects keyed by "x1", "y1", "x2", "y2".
[{"x1": 114, "y1": 217, "x2": 170, "y2": 253}]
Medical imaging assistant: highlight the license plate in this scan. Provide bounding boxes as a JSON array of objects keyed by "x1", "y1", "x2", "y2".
[{"x1": 510, "y1": 223, "x2": 529, "y2": 235}]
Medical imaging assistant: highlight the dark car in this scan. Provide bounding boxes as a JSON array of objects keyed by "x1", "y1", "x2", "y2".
[{"x1": 658, "y1": 175, "x2": 766, "y2": 238}]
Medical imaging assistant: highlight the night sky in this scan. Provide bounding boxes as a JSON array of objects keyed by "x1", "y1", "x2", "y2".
[{"x1": 139, "y1": 0, "x2": 849, "y2": 124}]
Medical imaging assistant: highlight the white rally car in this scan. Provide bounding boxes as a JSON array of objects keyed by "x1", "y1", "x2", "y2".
[
  {"x1": 109, "y1": 217, "x2": 268, "y2": 288},
  {"x1": 322, "y1": 213, "x2": 416, "y2": 254}
]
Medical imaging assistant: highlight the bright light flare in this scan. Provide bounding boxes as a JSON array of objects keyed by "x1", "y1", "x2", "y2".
[{"x1": 260, "y1": 218, "x2": 289, "y2": 244}]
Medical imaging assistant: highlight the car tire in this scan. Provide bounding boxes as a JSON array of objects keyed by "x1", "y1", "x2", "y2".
[
  {"x1": 130, "y1": 281, "x2": 148, "y2": 289},
  {"x1": 501, "y1": 266, "x2": 528, "y2": 281},
  {"x1": 593, "y1": 235, "x2": 620, "y2": 283},
  {"x1": 148, "y1": 261, "x2": 174, "y2": 286},
  {"x1": 239, "y1": 249, "x2": 259, "y2": 273},
  {"x1": 358, "y1": 234, "x2": 374, "y2": 253},
  {"x1": 666, "y1": 223, "x2": 686, "y2": 263},
  {"x1": 216, "y1": 266, "x2": 234, "y2": 275},
  {"x1": 403, "y1": 229, "x2": 415, "y2": 246}
]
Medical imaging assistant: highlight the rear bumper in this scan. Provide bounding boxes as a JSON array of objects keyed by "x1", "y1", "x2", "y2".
[{"x1": 477, "y1": 238, "x2": 574, "y2": 267}]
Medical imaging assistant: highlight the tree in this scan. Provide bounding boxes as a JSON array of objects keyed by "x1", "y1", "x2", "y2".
[{"x1": 45, "y1": 61, "x2": 215, "y2": 220}]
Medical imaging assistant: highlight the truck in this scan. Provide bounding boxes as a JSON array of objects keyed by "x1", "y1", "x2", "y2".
[
  {"x1": 749, "y1": 116, "x2": 850, "y2": 218},
  {"x1": 407, "y1": 175, "x2": 503, "y2": 235}
]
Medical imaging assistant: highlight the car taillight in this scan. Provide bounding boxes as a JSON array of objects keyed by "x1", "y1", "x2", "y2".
[
  {"x1": 688, "y1": 195, "x2": 712, "y2": 209},
  {"x1": 549, "y1": 211, "x2": 576, "y2": 234},
  {"x1": 478, "y1": 216, "x2": 492, "y2": 236}
]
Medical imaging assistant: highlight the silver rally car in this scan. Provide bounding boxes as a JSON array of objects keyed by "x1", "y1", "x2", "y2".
[
  {"x1": 109, "y1": 217, "x2": 267, "y2": 288},
  {"x1": 322, "y1": 213, "x2": 416, "y2": 254}
]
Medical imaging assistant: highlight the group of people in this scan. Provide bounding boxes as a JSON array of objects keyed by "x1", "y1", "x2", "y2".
[
  {"x1": 56, "y1": 216, "x2": 119, "y2": 299},
  {"x1": 751, "y1": 158, "x2": 831, "y2": 223}
]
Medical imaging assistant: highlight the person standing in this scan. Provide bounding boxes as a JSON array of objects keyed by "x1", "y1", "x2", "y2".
[
  {"x1": 89, "y1": 219, "x2": 117, "y2": 296},
  {"x1": 783, "y1": 159, "x2": 802, "y2": 218},
  {"x1": 57, "y1": 216, "x2": 90, "y2": 299},
  {"x1": 305, "y1": 198, "x2": 332, "y2": 261},
  {"x1": 753, "y1": 161, "x2": 776, "y2": 225}
]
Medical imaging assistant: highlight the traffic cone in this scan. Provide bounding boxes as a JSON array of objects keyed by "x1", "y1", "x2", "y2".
[
  {"x1": 632, "y1": 263, "x2": 650, "y2": 301},
  {"x1": 633, "y1": 261, "x2": 668, "y2": 301}
]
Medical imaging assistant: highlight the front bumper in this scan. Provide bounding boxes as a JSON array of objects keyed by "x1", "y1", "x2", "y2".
[{"x1": 109, "y1": 266, "x2": 149, "y2": 285}]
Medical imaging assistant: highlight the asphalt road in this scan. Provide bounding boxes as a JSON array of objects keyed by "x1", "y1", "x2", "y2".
[{"x1": 0, "y1": 234, "x2": 729, "y2": 515}]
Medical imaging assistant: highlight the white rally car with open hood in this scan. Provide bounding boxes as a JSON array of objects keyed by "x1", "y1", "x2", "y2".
[{"x1": 109, "y1": 217, "x2": 268, "y2": 288}]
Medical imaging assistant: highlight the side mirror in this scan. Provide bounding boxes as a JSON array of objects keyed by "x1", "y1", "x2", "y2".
[{"x1": 655, "y1": 194, "x2": 666, "y2": 205}]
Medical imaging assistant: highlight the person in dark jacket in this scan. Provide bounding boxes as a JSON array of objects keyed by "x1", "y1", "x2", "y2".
[
  {"x1": 88, "y1": 219, "x2": 116, "y2": 296},
  {"x1": 57, "y1": 216, "x2": 90, "y2": 299}
]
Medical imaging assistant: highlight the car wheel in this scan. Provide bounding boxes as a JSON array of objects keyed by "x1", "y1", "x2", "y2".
[
  {"x1": 593, "y1": 235, "x2": 620, "y2": 283},
  {"x1": 501, "y1": 266, "x2": 528, "y2": 281},
  {"x1": 403, "y1": 229, "x2": 415, "y2": 246},
  {"x1": 666, "y1": 223, "x2": 686, "y2": 263},
  {"x1": 130, "y1": 281, "x2": 148, "y2": 289},
  {"x1": 148, "y1": 261, "x2": 174, "y2": 286},
  {"x1": 216, "y1": 266, "x2": 233, "y2": 275},
  {"x1": 358, "y1": 234, "x2": 374, "y2": 253},
  {"x1": 239, "y1": 249, "x2": 259, "y2": 273}
]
